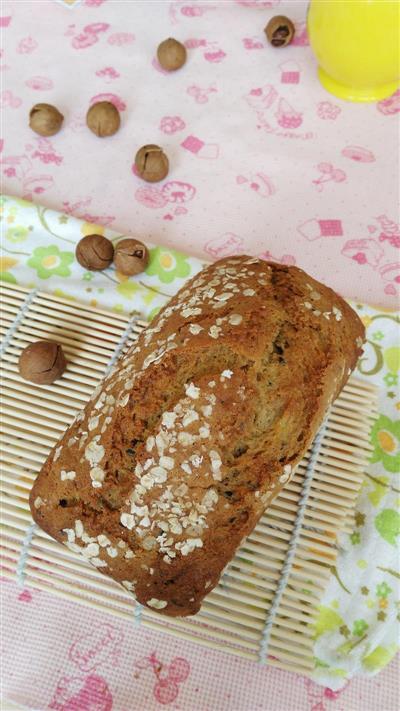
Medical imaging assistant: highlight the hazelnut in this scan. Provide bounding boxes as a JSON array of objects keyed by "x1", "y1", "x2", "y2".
[
  {"x1": 75, "y1": 234, "x2": 114, "y2": 271},
  {"x1": 157, "y1": 37, "x2": 187, "y2": 71},
  {"x1": 135, "y1": 144, "x2": 169, "y2": 183},
  {"x1": 264, "y1": 16, "x2": 295, "y2": 47},
  {"x1": 86, "y1": 101, "x2": 121, "y2": 137},
  {"x1": 29, "y1": 103, "x2": 64, "y2": 137},
  {"x1": 114, "y1": 239, "x2": 149, "y2": 276},
  {"x1": 19, "y1": 341, "x2": 66, "y2": 385}
]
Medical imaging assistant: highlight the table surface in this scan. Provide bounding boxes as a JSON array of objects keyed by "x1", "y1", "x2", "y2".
[{"x1": 1, "y1": 1, "x2": 399, "y2": 710}]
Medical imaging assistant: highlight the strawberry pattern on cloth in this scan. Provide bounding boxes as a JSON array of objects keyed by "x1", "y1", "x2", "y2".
[{"x1": 1, "y1": 194, "x2": 399, "y2": 700}]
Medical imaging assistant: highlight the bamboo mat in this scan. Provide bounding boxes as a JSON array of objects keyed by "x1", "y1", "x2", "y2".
[{"x1": 0, "y1": 283, "x2": 378, "y2": 676}]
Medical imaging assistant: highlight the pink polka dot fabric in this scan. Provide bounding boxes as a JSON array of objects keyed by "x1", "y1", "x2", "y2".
[
  {"x1": 1, "y1": 579, "x2": 399, "y2": 711},
  {"x1": 1, "y1": 0, "x2": 399, "y2": 308}
]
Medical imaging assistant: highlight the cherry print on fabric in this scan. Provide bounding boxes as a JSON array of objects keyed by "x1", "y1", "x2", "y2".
[
  {"x1": 134, "y1": 652, "x2": 190, "y2": 706},
  {"x1": 312, "y1": 163, "x2": 346, "y2": 192}
]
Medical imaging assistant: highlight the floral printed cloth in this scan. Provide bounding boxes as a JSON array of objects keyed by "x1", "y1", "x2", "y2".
[{"x1": 1, "y1": 194, "x2": 399, "y2": 698}]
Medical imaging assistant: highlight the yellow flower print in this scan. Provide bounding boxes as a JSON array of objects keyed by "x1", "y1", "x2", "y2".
[
  {"x1": 0, "y1": 257, "x2": 18, "y2": 271},
  {"x1": 81, "y1": 222, "x2": 105, "y2": 237}
]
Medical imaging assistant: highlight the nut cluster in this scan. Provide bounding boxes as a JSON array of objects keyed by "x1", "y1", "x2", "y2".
[{"x1": 75, "y1": 233, "x2": 149, "y2": 276}]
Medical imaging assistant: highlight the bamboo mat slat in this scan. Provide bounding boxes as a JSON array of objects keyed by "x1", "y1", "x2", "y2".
[{"x1": 0, "y1": 283, "x2": 377, "y2": 675}]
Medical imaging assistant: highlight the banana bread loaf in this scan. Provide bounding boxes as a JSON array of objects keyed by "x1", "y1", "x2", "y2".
[{"x1": 30, "y1": 257, "x2": 365, "y2": 616}]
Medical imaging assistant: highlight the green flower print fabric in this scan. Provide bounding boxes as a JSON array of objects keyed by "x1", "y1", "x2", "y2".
[
  {"x1": 28, "y1": 245, "x2": 74, "y2": 279},
  {"x1": 1, "y1": 194, "x2": 399, "y2": 689},
  {"x1": 371, "y1": 414, "x2": 400, "y2": 473},
  {"x1": 313, "y1": 306, "x2": 400, "y2": 690},
  {"x1": 0, "y1": 195, "x2": 204, "y2": 319},
  {"x1": 146, "y1": 247, "x2": 191, "y2": 284}
]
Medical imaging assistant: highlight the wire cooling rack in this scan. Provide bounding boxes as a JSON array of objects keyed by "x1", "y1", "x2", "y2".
[{"x1": 0, "y1": 283, "x2": 378, "y2": 675}]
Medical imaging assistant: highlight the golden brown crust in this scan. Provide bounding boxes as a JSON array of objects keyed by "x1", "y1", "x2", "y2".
[{"x1": 30, "y1": 257, "x2": 365, "y2": 616}]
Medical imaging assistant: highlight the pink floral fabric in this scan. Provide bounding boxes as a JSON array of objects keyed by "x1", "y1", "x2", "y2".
[
  {"x1": 2, "y1": 579, "x2": 399, "y2": 711},
  {"x1": 1, "y1": 0, "x2": 399, "y2": 308}
]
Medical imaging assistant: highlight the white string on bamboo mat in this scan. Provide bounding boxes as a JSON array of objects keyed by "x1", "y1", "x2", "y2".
[
  {"x1": 133, "y1": 603, "x2": 143, "y2": 626},
  {"x1": 16, "y1": 523, "x2": 37, "y2": 589},
  {"x1": 0, "y1": 288, "x2": 37, "y2": 357},
  {"x1": 258, "y1": 418, "x2": 329, "y2": 665},
  {"x1": 104, "y1": 316, "x2": 140, "y2": 375}
]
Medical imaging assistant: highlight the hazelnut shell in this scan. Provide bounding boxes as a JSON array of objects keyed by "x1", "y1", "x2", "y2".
[
  {"x1": 29, "y1": 103, "x2": 64, "y2": 137},
  {"x1": 264, "y1": 15, "x2": 295, "y2": 47},
  {"x1": 19, "y1": 341, "x2": 66, "y2": 385},
  {"x1": 114, "y1": 239, "x2": 149, "y2": 276},
  {"x1": 157, "y1": 37, "x2": 187, "y2": 71},
  {"x1": 86, "y1": 101, "x2": 121, "y2": 137},
  {"x1": 76, "y1": 234, "x2": 114, "y2": 271},
  {"x1": 135, "y1": 144, "x2": 169, "y2": 183}
]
